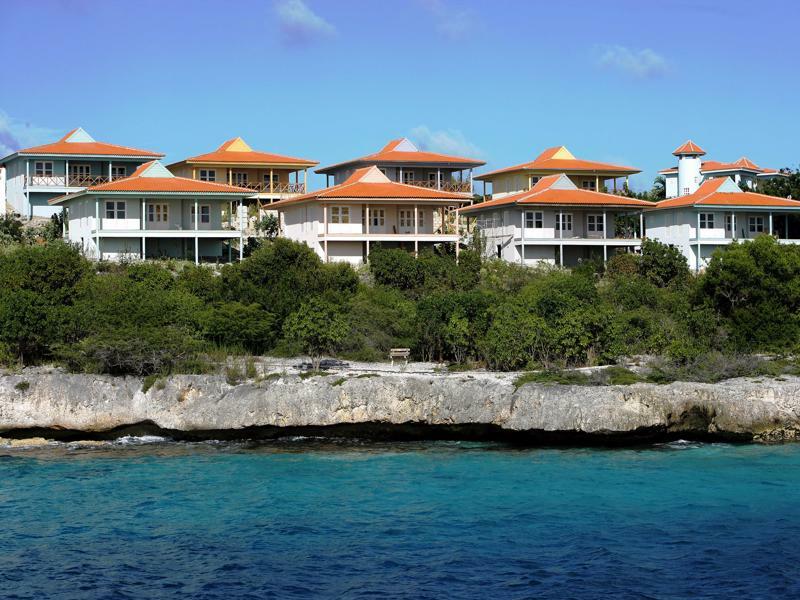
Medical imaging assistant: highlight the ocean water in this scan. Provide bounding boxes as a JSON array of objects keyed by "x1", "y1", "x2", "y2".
[{"x1": 1, "y1": 439, "x2": 799, "y2": 599}]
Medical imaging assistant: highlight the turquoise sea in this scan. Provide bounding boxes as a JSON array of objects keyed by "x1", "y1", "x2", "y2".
[{"x1": 1, "y1": 438, "x2": 799, "y2": 599}]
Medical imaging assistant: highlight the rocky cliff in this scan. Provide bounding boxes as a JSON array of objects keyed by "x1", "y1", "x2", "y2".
[{"x1": 1, "y1": 369, "x2": 799, "y2": 443}]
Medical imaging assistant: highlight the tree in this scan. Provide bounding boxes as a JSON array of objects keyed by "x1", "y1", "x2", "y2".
[
  {"x1": 638, "y1": 239, "x2": 690, "y2": 287},
  {"x1": 202, "y1": 302, "x2": 276, "y2": 354},
  {"x1": 282, "y1": 298, "x2": 349, "y2": 369},
  {"x1": 255, "y1": 213, "x2": 280, "y2": 239},
  {"x1": 0, "y1": 213, "x2": 24, "y2": 244}
]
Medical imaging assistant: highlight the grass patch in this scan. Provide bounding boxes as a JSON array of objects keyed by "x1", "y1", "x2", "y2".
[
  {"x1": 225, "y1": 365, "x2": 243, "y2": 386},
  {"x1": 514, "y1": 369, "x2": 591, "y2": 389},
  {"x1": 331, "y1": 377, "x2": 347, "y2": 387},
  {"x1": 299, "y1": 370, "x2": 329, "y2": 380},
  {"x1": 141, "y1": 374, "x2": 160, "y2": 393},
  {"x1": 356, "y1": 373, "x2": 379, "y2": 379},
  {"x1": 604, "y1": 366, "x2": 644, "y2": 385},
  {"x1": 260, "y1": 372, "x2": 281, "y2": 382},
  {"x1": 446, "y1": 363, "x2": 474, "y2": 372},
  {"x1": 245, "y1": 357, "x2": 257, "y2": 379},
  {"x1": 14, "y1": 380, "x2": 30, "y2": 392}
]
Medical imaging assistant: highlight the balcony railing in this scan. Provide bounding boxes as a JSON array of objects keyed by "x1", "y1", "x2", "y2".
[
  {"x1": 230, "y1": 182, "x2": 306, "y2": 194},
  {"x1": 28, "y1": 175, "x2": 117, "y2": 187},
  {"x1": 405, "y1": 180, "x2": 472, "y2": 193}
]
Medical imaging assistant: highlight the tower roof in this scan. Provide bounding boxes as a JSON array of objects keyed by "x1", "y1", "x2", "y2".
[
  {"x1": 672, "y1": 140, "x2": 706, "y2": 156},
  {"x1": 174, "y1": 137, "x2": 318, "y2": 167}
]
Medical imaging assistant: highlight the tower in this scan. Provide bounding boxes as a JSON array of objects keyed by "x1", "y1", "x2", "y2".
[{"x1": 673, "y1": 140, "x2": 705, "y2": 196}]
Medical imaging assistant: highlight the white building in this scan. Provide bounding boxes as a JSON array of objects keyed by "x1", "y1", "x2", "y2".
[
  {"x1": 0, "y1": 127, "x2": 163, "y2": 219},
  {"x1": 272, "y1": 166, "x2": 470, "y2": 265},
  {"x1": 645, "y1": 176, "x2": 800, "y2": 271},
  {"x1": 660, "y1": 140, "x2": 788, "y2": 199},
  {"x1": 461, "y1": 173, "x2": 652, "y2": 266},
  {"x1": 50, "y1": 161, "x2": 253, "y2": 263}
]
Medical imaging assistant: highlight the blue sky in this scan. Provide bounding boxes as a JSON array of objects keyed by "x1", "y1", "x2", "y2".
[{"x1": 1, "y1": 0, "x2": 798, "y2": 190}]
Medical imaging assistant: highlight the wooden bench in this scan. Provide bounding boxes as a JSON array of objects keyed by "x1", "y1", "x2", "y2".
[{"x1": 389, "y1": 348, "x2": 411, "y2": 366}]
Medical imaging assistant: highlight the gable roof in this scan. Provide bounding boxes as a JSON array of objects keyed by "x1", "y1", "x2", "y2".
[
  {"x1": 315, "y1": 138, "x2": 485, "y2": 174},
  {"x1": 659, "y1": 155, "x2": 787, "y2": 176},
  {"x1": 7, "y1": 127, "x2": 163, "y2": 160},
  {"x1": 650, "y1": 177, "x2": 800, "y2": 210},
  {"x1": 48, "y1": 160, "x2": 253, "y2": 204},
  {"x1": 171, "y1": 137, "x2": 318, "y2": 168},
  {"x1": 474, "y1": 146, "x2": 640, "y2": 181},
  {"x1": 460, "y1": 173, "x2": 653, "y2": 214},
  {"x1": 269, "y1": 166, "x2": 469, "y2": 209},
  {"x1": 673, "y1": 140, "x2": 706, "y2": 156}
]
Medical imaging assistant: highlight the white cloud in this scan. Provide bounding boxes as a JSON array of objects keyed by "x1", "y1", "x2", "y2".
[
  {"x1": 418, "y1": 0, "x2": 475, "y2": 40},
  {"x1": 410, "y1": 126, "x2": 482, "y2": 158},
  {"x1": 595, "y1": 45, "x2": 669, "y2": 79},
  {"x1": 0, "y1": 111, "x2": 56, "y2": 158},
  {"x1": 274, "y1": 0, "x2": 336, "y2": 47}
]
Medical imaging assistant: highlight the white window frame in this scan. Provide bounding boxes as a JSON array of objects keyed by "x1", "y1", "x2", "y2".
[
  {"x1": 105, "y1": 200, "x2": 126, "y2": 219},
  {"x1": 748, "y1": 216, "x2": 764, "y2": 233},
  {"x1": 399, "y1": 209, "x2": 412, "y2": 228},
  {"x1": 587, "y1": 214, "x2": 605, "y2": 233},
  {"x1": 70, "y1": 164, "x2": 91, "y2": 178},
  {"x1": 110, "y1": 165, "x2": 127, "y2": 180},
  {"x1": 529, "y1": 176, "x2": 540, "y2": 188},
  {"x1": 262, "y1": 172, "x2": 279, "y2": 185},
  {"x1": 418, "y1": 209, "x2": 424, "y2": 228},
  {"x1": 427, "y1": 172, "x2": 438, "y2": 184},
  {"x1": 726, "y1": 215, "x2": 733, "y2": 232},
  {"x1": 191, "y1": 204, "x2": 211, "y2": 225},
  {"x1": 402, "y1": 170, "x2": 415, "y2": 185},
  {"x1": 199, "y1": 169, "x2": 216, "y2": 182},
  {"x1": 699, "y1": 213, "x2": 715, "y2": 229},
  {"x1": 525, "y1": 211, "x2": 543, "y2": 229},
  {"x1": 555, "y1": 213, "x2": 573, "y2": 232},
  {"x1": 148, "y1": 203, "x2": 169, "y2": 223},
  {"x1": 35, "y1": 161, "x2": 54, "y2": 176},
  {"x1": 330, "y1": 206, "x2": 350, "y2": 224},
  {"x1": 683, "y1": 187, "x2": 690, "y2": 195},
  {"x1": 371, "y1": 208, "x2": 385, "y2": 228},
  {"x1": 232, "y1": 171, "x2": 248, "y2": 185}
]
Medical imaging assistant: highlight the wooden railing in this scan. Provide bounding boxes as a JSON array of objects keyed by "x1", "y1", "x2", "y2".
[
  {"x1": 405, "y1": 180, "x2": 472, "y2": 193},
  {"x1": 232, "y1": 181, "x2": 306, "y2": 194},
  {"x1": 28, "y1": 175, "x2": 115, "y2": 187}
]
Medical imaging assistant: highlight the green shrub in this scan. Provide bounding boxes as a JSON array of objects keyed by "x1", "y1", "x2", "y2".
[
  {"x1": 225, "y1": 365, "x2": 243, "y2": 386},
  {"x1": 14, "y1": 380, "x2": 30, "y2": 392}
]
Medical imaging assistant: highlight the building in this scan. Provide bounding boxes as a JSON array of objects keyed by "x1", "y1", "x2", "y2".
[
  {"x1": 167, "y1": 137, "x2": 318, "y2": 214},
  {"x1": 0, "y1": 127, "x2": 163, "y2": 219},
  {"x1": 474, "y1": 146, "x2": 640, "y2": 199},
  {"x1": 645, "y1": 176, "x2": 800, "y2": 271},
  {"x1": 660, "y1": 140, "x2": 788, "y2": 199},
  {"x1": 460, "y1": 173, "x2": 652, "y2": 266},
  {"x1": 49, "y1": 160, "x2": 254, "y2": 263},
  {"x1": 271, "y1": 166, "x2": 470, "y2": 264},
  {"x1": 315, "y1": 138, "x2": 484, "y2": 194}
]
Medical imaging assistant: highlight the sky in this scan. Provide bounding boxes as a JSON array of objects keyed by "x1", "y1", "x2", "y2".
[{"x1": 1, "y1": 0, "x2": 799, "y2": 191}]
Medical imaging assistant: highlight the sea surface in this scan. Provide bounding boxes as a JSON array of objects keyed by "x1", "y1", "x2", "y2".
[{"x1": 1, "y1": 437, "x2": 799, "y2": 599}]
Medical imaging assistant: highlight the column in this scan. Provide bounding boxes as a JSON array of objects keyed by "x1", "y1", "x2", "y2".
[
  {"x1": 469, "y1": 169, "x2": 473, "y2": 194},
  {"x1": 323, "y1": 203, "x2": 328, "y2": 263},
  {"x1": 303, "y1": 169, "x2": 308, "y2": 193},
  {"x1": 602, "y1": 209, "x2": 607, "y2": 262},
  {"x1": 769, "y1": 212, "x2": 773, "y2": 236},
  {"x1": 559, "y1": 208, "x2": 564, "y2": 267},
  {"x1": 520, "y1": 210, "x2": 525, "y2": 265},
  {"x1": 414, "y1": 204, "x2": 419, "y2": 256},
  {"x1": 194, "y1": 200, "x2": 199, "y2": 266},
  {"x1": 228, "y1": 169, "x2": 232, "y2": 185},
  {"x1": 95, "y1": 199, "x2": 100, "y2": 260},
  {"x1": 239, "y1": 231, "x2": 243, "y2": 261},
  {"x1": 639, "y1": 213, "x2": 644, "y2": 239},
  {"x1": 437, "y1": 168, "x2": 441, "y2": 190},
  {"x1": 108, "y1": 161, "x2": 112, "y2": 181},
  {"x1": 141, "y1": 199, "x2": 146, "y2": 259},
  {"x1": 25, "y1": 160, "x2": 30, "y2": 218},
  {"x1": 270, "y1": 168, "x2": 274, "y2": 194},
  {"x1": 595, "y1": 175, "x2": 600, "y2": 191},
  {"x1": 696, "y1": 212, "x2": 701, "y2": 272},
  {"x1": 613, "y1": 178, "x2": 617, "y2": 192},
  {"x1": 65, "y1": 159, "x2": 69, "y2": 186},
  {"x1": 400, "y1": 167, "x2": 403, "y2": 184},
  {"x1": 732, "y1": 212, "x2": 736, "y2": 240}
]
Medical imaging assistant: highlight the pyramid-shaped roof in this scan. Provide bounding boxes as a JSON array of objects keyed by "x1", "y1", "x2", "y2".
[
  {"x1": 672, "y1": 140, "x2": 706, "y2": 156},
  {"x1": 475, "y1": 145, "x2": 640, "y2": 180},
  {"x1": 174, "y1": 137, "x2": 318, "y2": 167},
  {"x1": 651, "y1": 176, "x2": 800, "y2": 210},
  {"x1": 10, "y1": 127, "x2": 163, "y2": 159}
]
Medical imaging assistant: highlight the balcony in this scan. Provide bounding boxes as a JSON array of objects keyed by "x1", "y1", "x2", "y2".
[
  {"x1": 27, "y1": 175, "x2": 116, "y2": 188},
  {"x1": 230, "y1": 181, "x2": 306, "y2": 194},
  {"x1": 405, "y1": 180, "x2": 472, "y2": 193}
]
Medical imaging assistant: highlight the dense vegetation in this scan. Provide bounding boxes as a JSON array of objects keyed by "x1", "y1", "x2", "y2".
[{"x1": 1, "y1": 212, "x2": 800, "y2": 382}]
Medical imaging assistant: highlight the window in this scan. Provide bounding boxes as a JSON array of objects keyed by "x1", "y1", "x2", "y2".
[
  {"x1": 402, "y1": 171, "x2": 415, "y2": 185},
  {"x1": 555, "y1": 213, "x2": 573, "y2": 232},
  {"x1": 378, "y1": 168, "x2": 387, "y2": 176},
  {"x1": 428, "y1": 172, "x2": 438, "y2": 184},
  {"x1": 262, "y1": 173, "x2": 279, "y2": 185},
  {"x1": 699, "y1": 213, "x2": 714, "y2": 229},
  {"x1": 582, "y1": 180, "x2": 596, "y2": 190},
  {"x1": 330, "y1": 206, "x2": 350, "y2": 224},
  {"x1": 529, "y1": 176, "x2": 540, "y2": 188},
  {"x1": 683, "y1": 187, "x2": 690, "y2": 195},
  {"x1": 587, "y1": 214, "x2": 605, "y2": 233},
  {"x1": 105, "y1": 201, "x2": 126, "y2": 219},
  {"x1": 148, "y1": 203, "x2": 169, "y2": 223},
  {"x1": 371, "y1": 208, "x2": 385, "y2": 227},
  {"x1": 418, "y1": 210, "x2": 424, "y2": 228},
  {"x1": 525, "y1": 211, "x2": 543, "y2": 229},
  {"x1": 191, "y1": 205, "x2": 211, "y2": 225},
  {"x1": 726, "y1": 215, "x2": 733, "y2": 232},
  {"x1": 399, "y1": 210, "x2": 412, "y2": 228},
  {"x1": 70, "y1": 164, "x2": 90, "y2": 178},
  {"x1": 748, "y1": 216, "x2": 764, "y2": 233},
  {"x1": 111, "y1": 165, "x2": 127, "y2": 180},
  {"x1": 35, "y1": 161, "x2": 54, "y2": 176},
  {"x1": 232, "y1": 172, "x2": 248, "y2": 185},
  {"x1": 199, "y1": 169, "x2": 216, "y2": 182}
]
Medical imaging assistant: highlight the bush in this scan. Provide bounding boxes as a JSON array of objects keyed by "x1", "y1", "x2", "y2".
[
  {"x1": 282, "y1": 298, "x2": 349, "y2": 369},
  {"x1": 201, "y1": 302, "x2": 276, "y2": 355},
  {"x1": 639, "y1": 239, "x2": 690, "y2": 287}
]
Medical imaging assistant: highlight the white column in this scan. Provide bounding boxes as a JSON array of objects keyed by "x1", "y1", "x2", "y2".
[
  {"x1": 414, "y1": 204, "x2": 419, "y2": 256},
  {"x1": 239, "y1": 231, "x2": 243, "y2": 261},
  {"x1": 270, "y1": 168, "x2": 274, "y2": 194},
  {"x1": 696, "y1": 212, "x2": 701, "y2": 272},
  {"x1": 732, "y1": 212, "x2": 736, "y2": 240},
  {"x1": 108, "y1": 161, "x2": 112, "y2": 180},
  {"x1": 520, "y1": 210, "x2": 525, "y2": 265},
  {"x1": 437, "y1": 168, "x2": 441, "y2": 190},
  {"x1": 141, "y1": 199, "x2": 146, "y2": 259},
  {"x1": 323, "y1": 203, "x2": 328, "y2": 263},
  {"x1": 559, "y1": 208, "x2": 564, "y2": 267},
  {"x1": 469, "y1": 169, "x2": 473, "y2": 194},
  {"x1": 400, "y1": 167, "x2": 403, "y2": 184},
  {"x1": 639, "y1": 213, "x2": 644, "y2": 239},
  {"x1": 769, "y1": 212, "x2": 773, "y2": 236},
  {"x1": 25, "y1": 160, "x2": 30, "y2": 218},
  {"x1": 95, "y1": 199, "x2": 100, "y2": 260},
  {"x1": 65, "y1": 159, "x2": 69, "y2": 186},
  {"x1": 194, "y1": 200, "x2": 199, "y2": 265},
  {"x1": 603, "y1": 210, "x2": 608, "y2": 262}
]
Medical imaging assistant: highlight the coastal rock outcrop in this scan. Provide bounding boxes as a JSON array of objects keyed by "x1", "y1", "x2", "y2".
[{"x1": 1, "y1": 369, "x2": 799, "y2": 443}]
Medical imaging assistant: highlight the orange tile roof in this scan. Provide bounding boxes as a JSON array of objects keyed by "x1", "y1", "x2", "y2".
[
  {"x1": 474, "y1": 146, "x2": 640, "y2": 180},
  {"x1": 270, "y1": 166, "x2": 469, "y2": 209},
  {"x1": 650, "y1": 177, "x2": 800, "y2": 210},
  {"x1": 659, "y1": 156, "x2": 784, "y2": 176},
  {"x1": 48, "y1": 161, "x2": 252, "y2": 204},
  {"x1": 16, "y1": 128, "x2": 163, "y2": 158},
  {"x1": 673, "y1": 140, "x2": 706, "y2": 156},
  {"x1": 175, "y1": 137, "x2": 318, "y2": 167},
  {"x1": 460, "y1": 173, "x2": 653, "y2": 214},
  {"x1": 316, "y1": 138, "x2": 485, "y2": 174}
]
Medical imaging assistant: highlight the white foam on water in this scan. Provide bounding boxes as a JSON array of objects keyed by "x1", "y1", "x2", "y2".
[{"x1": 114, "y1": 435, "x2": 171, "y2": 445}]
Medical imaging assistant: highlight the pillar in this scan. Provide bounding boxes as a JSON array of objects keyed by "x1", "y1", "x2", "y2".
[
  {"x1": 602, "y1": 209, "x2": 607, "y2": 262},
  {"x1": 639, "y1": 213, "x2": 644, "y2": 239},
  {"x1": 323, "y1": 203, "x2": 328, "y2": 263},
  {"x1": 520, "y1": 210, "x2": 525, "y2": 265},
  {"x1": 95, "y1": 199, "x2": 100, "y2": 260},
  {"x1": 437, "y1": 168, "x2": 441, "y2": 190},
  {"x1": 414, "y1": 204, "x2": 418, "y2": 256},
  {"x1": 303, "y1": 169, "x2": 308, "y2": 193},
  {"x1": 732, "y1": 212, "x2": 736, "y2": 240},
  {"x1": 769, "y1": 212, "x2": 773, "y2": 236},
  {"x1": 696, "y1": 212, "x2": 701, "y2": 272}
]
